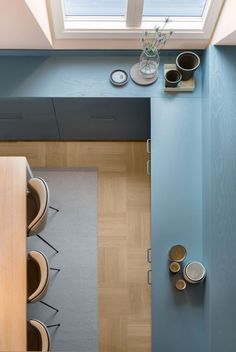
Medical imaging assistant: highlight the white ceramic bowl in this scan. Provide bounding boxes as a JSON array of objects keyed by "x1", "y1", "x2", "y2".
[{"x1": 183, "y1": 261, "x2": 206, "y2": 284}]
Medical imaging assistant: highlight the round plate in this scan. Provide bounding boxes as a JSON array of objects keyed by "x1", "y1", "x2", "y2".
[
  {"x1": 168, "y1": 245, "x2": 187, "y2": 262},
  {"x1": 110, "y1": 69, "x2": 129, "y2": 87},
  {"x1": 130, "y1": 63, "x2": 158, "y2": 86}
]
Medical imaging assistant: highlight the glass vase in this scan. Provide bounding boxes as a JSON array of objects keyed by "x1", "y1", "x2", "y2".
[{"x1": 139, "y1": 49, "x2": 160, "y2": 79}]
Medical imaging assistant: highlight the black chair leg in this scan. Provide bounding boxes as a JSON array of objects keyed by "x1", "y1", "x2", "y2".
[
  {"x1": 49, "y1": 206, "x2": 59, "y2": 212},
  {"x1": 47, "y1": 324, "x2": 60, "y2": 328},
  {"x1": 36, "y1": 234, "x2": 59, "y2": 254},
  {"x1": 40, "y1": 300, "x2": 59, "y2": 312},
  {"x1": 50, "y1": 267, "x2": 60, "y2": 272}
]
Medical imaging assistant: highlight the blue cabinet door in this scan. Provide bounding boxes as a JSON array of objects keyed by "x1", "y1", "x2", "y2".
[{"x1": 53, "y1": 98, "x2": 150, "y2": 140}]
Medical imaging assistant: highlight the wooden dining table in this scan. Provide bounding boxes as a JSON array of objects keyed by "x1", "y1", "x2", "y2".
[{"x1": 0, "y1": 157, "x2": 32, "y2": 352}]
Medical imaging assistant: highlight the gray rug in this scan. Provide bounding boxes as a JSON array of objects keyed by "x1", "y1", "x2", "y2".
[{"x1": 27, "y1": 168, "x2": 98, "y2": 352}]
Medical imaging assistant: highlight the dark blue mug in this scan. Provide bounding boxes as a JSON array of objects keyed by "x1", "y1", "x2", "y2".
[
  {"x1": 176, "y1": 51, "x2": 200, "y2": 81},
  {"x1": 165, "y1": 69, "x2": 182, "y2": 88}
]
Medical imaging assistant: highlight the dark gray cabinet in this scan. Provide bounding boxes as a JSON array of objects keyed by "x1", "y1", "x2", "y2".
[
  {"x1": 0, "y1": 98, "x2": 150, "y2": 141},
  {"x1": 53, "y1": 98, "x2": 150, "y2": 140},
  {"x1": 0, "y1": 99, "x2": 59, "y2": 140}
]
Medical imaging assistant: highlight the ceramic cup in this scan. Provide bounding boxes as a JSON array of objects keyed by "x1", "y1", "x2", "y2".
[
  {"x1": 176, "y1": 51, "x2": 200, "y2": 81},
  {"x1": 175, "y1": 279, "x2": 187, "y2": 291},
  {"x1": 168, "y1": 244, "x2": 187, "y2": 263},
  {"x1": 169, "y1": 261, "x2": 181, "y2": 274},
  {"x1": 165, "y1": 69, "x2": 182, "y2": 87}
]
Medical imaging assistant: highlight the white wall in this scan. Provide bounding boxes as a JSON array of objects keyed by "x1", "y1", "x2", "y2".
[
  {"x1": 25, "y1": 0, "x2": 52, "y2": 46},
  {"x1": 0, "y1": 0, "x2": 52, "y2": 49},
  {"x1": 212, "y1": 0, "x2": 236, "y2": 45}
]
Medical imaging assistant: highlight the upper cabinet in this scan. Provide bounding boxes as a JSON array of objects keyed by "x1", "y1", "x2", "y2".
[
  {"x1": 0, "y1": 99, "x2": 59, "y2": 140},
  {"x1": 53, "y1": 98, "x2": 150, "y2": 140}
]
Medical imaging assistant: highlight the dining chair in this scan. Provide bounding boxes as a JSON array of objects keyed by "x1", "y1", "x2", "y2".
[
  {"x1": 27, "y1": 176, "x2": 59, "y2": 254},
  {"x1": 27, "y1": 319, "x2": 60, "y2": 352},
  {"x1": 27, "y1": 250, "x2": 60, "y2": 312}
]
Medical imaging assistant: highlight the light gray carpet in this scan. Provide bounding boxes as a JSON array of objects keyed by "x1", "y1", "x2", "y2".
[{"x1": 27, "y1": 168, "x2": 98, "y2": 352}]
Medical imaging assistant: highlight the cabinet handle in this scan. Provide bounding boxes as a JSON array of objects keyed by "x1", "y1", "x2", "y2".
[
  {"x1": 147, "y1": 248, "x2": 151, "y2": 263},
  {"x1": 0, "y1": 113, "x2": 23, "y2": 120},
  {"x1": 147, "y1": 270, "x2": 152, "y2": 285},
  {"x1": 90, "y1": 115, "x2": 115, "y2": 121},
  {"x1": 146, "y1": 160, "x2": 151, "y2": 176},
  {"x1": 147, "y1": 139, "x2": 151, "y2": 154}
]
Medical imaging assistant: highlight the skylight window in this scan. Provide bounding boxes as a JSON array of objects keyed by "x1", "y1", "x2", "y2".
[
  {"x1": 63, "y1": 0, "x2": 207, "y2": 18},
  {"x1": 63, "y1": 0, "x2": 125, "y2": 16},
  {"x1": 49, "y1": 0, "x2": 225, "y2": 48},
  {"x1": 143, "y1": 0, "x2": 207, "y2": 17}
]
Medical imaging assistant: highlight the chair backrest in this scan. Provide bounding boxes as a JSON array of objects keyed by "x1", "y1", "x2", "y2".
[
  {"x1": 27, "y1": 319, "x2": 50, "y2": 352},
  {"x1": 27, "y1": 250, "x2": 49, "y2": 303},
  {"x1": 27, "y1": 177, "x2": 49, "y2": 236}
]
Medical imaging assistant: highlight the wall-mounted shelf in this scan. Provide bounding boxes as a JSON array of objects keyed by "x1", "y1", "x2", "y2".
[{"x1": 164, "y1": 64, "x2": 195, "y2": 92}]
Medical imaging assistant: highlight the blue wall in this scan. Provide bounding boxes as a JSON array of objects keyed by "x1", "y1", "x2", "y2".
[
  {"x1": 202, "y1": 46, "x2": 236, "y2": 352},
  {"x1": 202, "y1": 46, "x2": 211, "y2": 352}
]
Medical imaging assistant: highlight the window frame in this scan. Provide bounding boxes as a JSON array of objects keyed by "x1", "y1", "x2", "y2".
[{"x1": 49, "y1": 0, "x2": 225, "y2": 42}]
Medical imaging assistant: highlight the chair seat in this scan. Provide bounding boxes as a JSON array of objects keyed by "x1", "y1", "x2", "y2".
[
  {"x1": 27, "y1": 192, "x2": 39, "y2": 229},
  {"x1": 27, "y1": 251, "x2": 49, "y2": 303},
  {"x1": 27, "y1": 177, "x2": 49, "y2": 236},
  {"x1": 27, "y1": 319, "x2": 50, "y2": 352},
  {"x1": 27, "y1": 176, "x2": 59, "y2": 254}
]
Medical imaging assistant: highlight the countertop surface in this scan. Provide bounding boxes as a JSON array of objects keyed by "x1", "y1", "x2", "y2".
[{"x1": 0, "y1": 52, "x2": 201, "y2": 98}]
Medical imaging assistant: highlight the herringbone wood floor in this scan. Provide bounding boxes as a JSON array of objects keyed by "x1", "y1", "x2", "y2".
[{"x1": 0, "y1": 141, "x2": 151, "y2": 352}]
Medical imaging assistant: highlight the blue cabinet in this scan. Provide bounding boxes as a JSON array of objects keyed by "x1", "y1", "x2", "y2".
[
  {"x1": 151, "y1": 97, "x2": 204, "y2": 352},
  {"x1": 0, "y1": 99, "x2": 59, "y2": 140},
  {"x1": 53, "y1": 98, "x2": 150, "y2": 140}
]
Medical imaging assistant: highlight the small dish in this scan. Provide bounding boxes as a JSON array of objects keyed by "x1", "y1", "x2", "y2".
[
  {"x1": 175, "y1": 279, "x2": 187, "y2": 291},
  {"x1": 110, "y1": 69, "x2": 129, "y2": 87},
  {"x1": 168, "y1": 244, "x2": 187, "y2": 262},
  {"x1": 169, "y1": 261, "x2": 181, "y2": 274}
]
